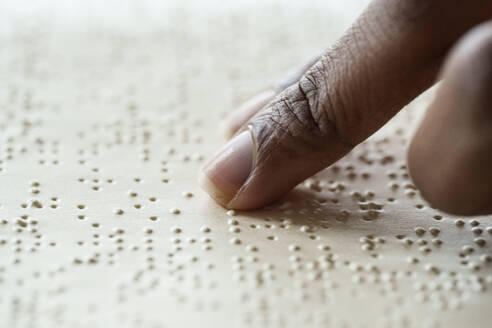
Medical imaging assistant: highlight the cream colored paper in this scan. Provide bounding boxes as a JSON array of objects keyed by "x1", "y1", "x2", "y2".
[{"x1": 0, "y1": 1, "x2": 491, "y2": 327}]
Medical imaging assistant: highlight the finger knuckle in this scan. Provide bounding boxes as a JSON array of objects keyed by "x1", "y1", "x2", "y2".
[
  {"x1": 299, "y1": 61, "x2": 357, "y2": 148},
  {"x1": 250, "y1": 62, "x2": 355, "y2": 163},
  {"x1": 253, "y1": 88, "x2": 318, "y2": 159}
]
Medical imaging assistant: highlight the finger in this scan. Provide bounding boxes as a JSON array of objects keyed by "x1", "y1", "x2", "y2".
[
  {"x1": 221, "y1": 89, "x2": 276, "y2": 139},
  {"x1": 221, "y1": 52, "x2": 323, "y2": 139},
  {"x1": 408, "y1": 21, "x2": 492, "y2": 215},
  {"x1": 201, "y1": 0, "x2": 492, "y2": 210}
]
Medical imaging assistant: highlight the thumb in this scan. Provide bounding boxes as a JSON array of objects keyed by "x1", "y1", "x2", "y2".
[{"x1": 200, "y1": 0, "x2": 492, "y2": 210}]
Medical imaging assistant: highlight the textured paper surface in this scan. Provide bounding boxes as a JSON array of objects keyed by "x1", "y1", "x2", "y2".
[{"x1": 1, "y1": 1, "x2": 491, "y2": 327}]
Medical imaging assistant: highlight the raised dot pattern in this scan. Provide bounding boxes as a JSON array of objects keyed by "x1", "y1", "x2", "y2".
[{"x1": 0, "y1": 1, "x2": 491, "y2": 328}]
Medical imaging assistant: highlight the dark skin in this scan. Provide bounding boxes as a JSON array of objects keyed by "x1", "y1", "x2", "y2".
[{"x1": 199, "y1": 0, "x2": 492, "y2": 214}]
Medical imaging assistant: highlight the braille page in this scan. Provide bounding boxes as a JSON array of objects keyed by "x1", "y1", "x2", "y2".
[{"x1": 0, "y1": 1, "x2": 491, "y2": 327}]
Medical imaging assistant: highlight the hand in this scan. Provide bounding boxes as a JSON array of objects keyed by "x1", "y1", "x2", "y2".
[{"x1": 199, "y1": 0, "x2": 492, "y2": 215}]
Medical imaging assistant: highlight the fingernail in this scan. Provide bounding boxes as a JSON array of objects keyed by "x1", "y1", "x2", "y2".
[{"x1": 199, "y1": 130, "x2": 255, "y2": 207}]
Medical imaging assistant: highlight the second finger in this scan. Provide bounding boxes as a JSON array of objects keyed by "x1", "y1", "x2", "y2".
[{"x1": 408, "y1": 21, "x2": 492, "y2": 215}]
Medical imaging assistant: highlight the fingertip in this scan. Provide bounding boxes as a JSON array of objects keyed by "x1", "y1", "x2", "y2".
[
  {"x1": 199, "y1": 130, "x2": 255, "y2": 209},
  {"x1": 198, "y1": 170, "x2": 231, "y2": 208}
]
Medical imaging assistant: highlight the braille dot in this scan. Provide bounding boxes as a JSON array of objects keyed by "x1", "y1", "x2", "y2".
[
  {"x1": 419, "y1": 246, "x2": 431, "y2": 253},
  {"x1": 454, "y1": 219, "x2": 465, "y2": 227},
  {"x1": 16, "y1": 219, "x2": 28, "y2": 228},
  {"x1": 470, "y1": 219, "x2": 480, "y2": 227},
  {"x1": 468, "y1": 262, "x2": 481, "y2": 271},
  {"x1": 229, "y1": 238, "x2": 241, "y2": 245},
  {"x1": 424, "y1": 263, "x2": 440, "y2": 274},
  {"x1": 170, "y1": 226, "x2": 181, "y2": 234},
  {"x1": 169, "y1": 208, "x2": 180, "y2": 214},
  {"x1": 474, "y1": 238, "x2": 486, "y2": 247},
  {"x1": 431, "y1": 239, "x2": 442, "y2": 247},
  {"x1": 300, "y1": 225, "x2": 312, "y2": 233},
  {"x1": 288, "y1": 244, "x2": 300, "y2": 252},
  {"x1": 480, "y1": 255, "x2": 492, "y2": 263},
  {"x1": 227, "y1": 218, "x2": 239, "y2": 226},
  {"x1": 245, "y1": 245, "x2": 258, "y2": 252},
  {"x1": 471, "y1": 227, "x2": 483, "y2": 235},
  {"x1": 30, "y1": 200, "x2": 43, "y2": 209},
  {"x1": 462, "y1": 245, "x2": 474, "y2": 254},
  {"x1": 429, "y1": 227, "x2": 440, "y2": 236},
  {"x1": 401, "y1": 238, "x2": 413, "y2": 246}
]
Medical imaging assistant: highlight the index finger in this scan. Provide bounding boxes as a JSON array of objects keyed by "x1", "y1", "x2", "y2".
[{"x1": 200, "y1": 0, "x2": 492, "y2": 210}]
